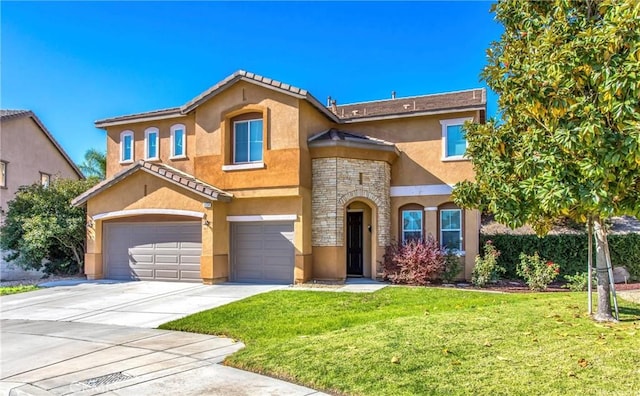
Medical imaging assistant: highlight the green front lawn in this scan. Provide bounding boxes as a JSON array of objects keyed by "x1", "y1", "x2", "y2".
[
  {"x1": 0, "y1": 284, "x2": 39, "y2": 295},
  {"x1": 161, "y1": 287, "x2": 640, "y2": 395}
]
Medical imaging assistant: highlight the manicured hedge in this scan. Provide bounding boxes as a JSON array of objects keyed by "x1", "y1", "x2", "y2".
[{"x1": 480, "y1": 233, "x2": 640, "y2": 280}]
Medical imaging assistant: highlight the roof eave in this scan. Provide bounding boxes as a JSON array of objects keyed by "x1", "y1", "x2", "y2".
[
  {"x1": 94, "y1": 109, "x2": 184, "y2": 128},
  {"x1": 340, "y1": 106, "x2": 487, "y2": 123},
  {"x1": 308, "y1": 139, "x2": 400, "y2": 156}
]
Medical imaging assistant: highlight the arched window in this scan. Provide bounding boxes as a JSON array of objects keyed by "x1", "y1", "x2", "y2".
[
  {"x1": 399, "y1": 203, "x2": 424, "y2": 243},
  {"x1": 170, "y1": 124, "x2": 186, "y2": 159},
  {"x1": 144, "y1": 127, "x2": 159, "y2": 160},
  {"x1": 120, "y1": 130, "x2": 134, "y2": 163}
]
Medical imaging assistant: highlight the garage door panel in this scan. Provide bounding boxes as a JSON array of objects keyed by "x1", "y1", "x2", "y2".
[
  {"x1": 232, "y1": 222, "x2": 294, "y2": 284},
  {"x1": 105, "y1": 222, "x2": 202, "y2": 282}
]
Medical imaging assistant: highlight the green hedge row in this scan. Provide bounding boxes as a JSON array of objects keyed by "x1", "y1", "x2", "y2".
[{"x1": 479, "y1": 233, "x2": 640, "y2": 280}]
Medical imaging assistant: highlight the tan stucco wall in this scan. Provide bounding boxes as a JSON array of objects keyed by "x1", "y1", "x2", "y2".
[
  {"x1": 0, "y1": 116, "x2": 80, "y2": 214},
  {"x1": 341, "y1": 111, "x2": 480, "y2": 186},
  {"x1": 105, "y1": 114, "x2": 196, "y2": 178}
]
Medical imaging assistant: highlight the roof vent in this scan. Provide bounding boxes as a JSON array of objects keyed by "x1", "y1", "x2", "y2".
[
  {"x1": 403, "y1": 104, "x2": 411, "y2": 110},
  {"x1": 327, "y1": 96, "x2": 332, "y2": 107},
  {"x1": 352, "y1": 110, "x2": 359, "y2": 115},
  {"x1": 392, "y1": 91, "x2": 396, "y2": 100},
  {"x1": 331, "y1": 99, "x2": 338, "y2": 115}
]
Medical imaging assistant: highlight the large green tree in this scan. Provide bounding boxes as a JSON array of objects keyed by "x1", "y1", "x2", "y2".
[
  {"x1": 0, "y1": 178, "x2": 97, "y2": 274},
  {"x1": 78, "y1": 148, "x2": 106, "y2": 180},
  {"x1": 453, "y1": 0, "x2": 640, "y2": 321}
]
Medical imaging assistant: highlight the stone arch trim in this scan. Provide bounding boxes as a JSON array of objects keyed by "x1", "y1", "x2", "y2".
[{"x1": 337, "y1": 188, "x2": 390, "y2": 247}]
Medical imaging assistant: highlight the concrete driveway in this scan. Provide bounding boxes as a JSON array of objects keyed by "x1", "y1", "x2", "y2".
[
  {"x1": 0, "y1": 280, "x2": 285, "y2": 328},
  {"x1": 1, "y1": 281, "x2": 327, "y2": 395}
]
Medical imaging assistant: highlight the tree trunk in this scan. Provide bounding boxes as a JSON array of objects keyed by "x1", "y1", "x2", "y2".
[{"x1": 593, "y1": 219, "x2": 616, "y2": 322}]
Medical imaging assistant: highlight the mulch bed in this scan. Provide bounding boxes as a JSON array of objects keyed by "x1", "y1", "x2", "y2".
[{"x1": 451, "y1": 279, "x2": 640, "y2": 293}]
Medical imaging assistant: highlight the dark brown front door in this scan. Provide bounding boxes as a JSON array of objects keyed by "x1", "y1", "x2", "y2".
[{"x1": 347, "y1": 212, "x2": 363, "y2": 276}]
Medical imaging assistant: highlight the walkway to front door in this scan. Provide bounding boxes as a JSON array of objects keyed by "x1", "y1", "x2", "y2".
[{"x1": 346, "y1": 212, "x2": 363, "y2": 276}]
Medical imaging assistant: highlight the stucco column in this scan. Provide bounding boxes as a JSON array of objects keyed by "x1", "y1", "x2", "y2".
[
  {"x1": 463, "y1": 209, "x2": 481, "y2": 280},
  {"x1": 424, "y1": 207, "x2": 438, "y2": 240},
  {"x1": 200, "y1": 205, "x2": 215, "y2": 284},
  {"x1": 84, "y1": 216, "x2": 103, "y2": 280}
]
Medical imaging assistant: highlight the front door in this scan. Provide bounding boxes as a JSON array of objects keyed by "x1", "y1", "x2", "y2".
[{"x1": 346, "y1": 212, "x2": 363, "y2": 276}]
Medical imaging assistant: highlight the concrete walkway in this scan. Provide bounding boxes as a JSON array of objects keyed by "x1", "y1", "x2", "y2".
[
  {"x1": 0, "y1": 319, "x2": 326, "y2": 396},
  {"x1": 618, "y1": 289, "x2": 640, "y2": 305}
]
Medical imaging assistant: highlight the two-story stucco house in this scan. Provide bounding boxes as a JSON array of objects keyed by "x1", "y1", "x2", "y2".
[
  {"x1": 1, "y1": 109, "x2": 84, "y2": 280},
  {"x1": 72, "y1": 71, "x2": 485, "y2": 284}
]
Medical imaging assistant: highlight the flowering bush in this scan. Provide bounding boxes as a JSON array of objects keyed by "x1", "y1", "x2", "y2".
[
  {"x1": 382, "y1": 237, "x2": 447, "y2": 285},
  {"x1": 517, "y1": 252, "x2": 560, "y2": 291},
  {"x1": 472, "y1": 240, "x2": 505, "y2": 287}
]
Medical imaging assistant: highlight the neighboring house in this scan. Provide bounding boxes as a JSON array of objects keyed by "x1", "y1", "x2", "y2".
[
  {"x1": 72, "y1": 70, "x2": 485, "y2": 284},
  {"x1": 0, "y1": 109, "x2": 84, "y2": 280}
]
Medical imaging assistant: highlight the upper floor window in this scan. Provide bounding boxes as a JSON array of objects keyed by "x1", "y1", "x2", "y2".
[
  {"x1": 144, "y1": 127, "x2": 159, "y2": 161},
  {"x1": 440, "y1": 208, "x2": 462, "y2": 251},
  {"x1": 170, "y1": 124, "x2": 186, "y2": 159},
  {"x1": 402, "y1": 210, "x2": 423, "y2": 243},
  {"x1": 234, "y1": 119, "x2": 263, "y2": 164},
  {"x1": 0, "y1": 161, "x2": 6, "y2": 188},
  {"x1": 440, "y1": 118, "x2": 472, "y2": 160},
  {"x1": 120, "y1": 130, "x2": 134, "y2": 163},
  {"x1": 40, "y1": 172, "x2": 51, "y2": 188}
]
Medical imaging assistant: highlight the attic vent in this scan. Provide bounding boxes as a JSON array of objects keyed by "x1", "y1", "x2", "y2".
[
  {"x1": 403, "y1": 104, "x2": 411, "y2": 110},
  {"x1": 352, "y1": 110, "x2": 359, "y2": 115}
]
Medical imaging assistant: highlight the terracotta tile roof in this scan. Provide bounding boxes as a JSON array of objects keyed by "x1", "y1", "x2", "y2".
[
  {"x1": 95, "y1": 70, "x2": 337, "y2": 127},
  {"x1": 72, "y1": 161, "x2": 232, "y2": 206},
  {"x1": 308, "y1": 128, "x2": 399, "y2": 155},
  {"x1": 333, "y1": 88, "x2": 486, "y2": 121},
  {"x1": 1, "y1": 109, "x2": 84, "y2": 179}
]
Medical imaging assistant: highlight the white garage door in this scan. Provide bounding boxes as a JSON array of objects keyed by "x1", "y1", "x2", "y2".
[
  {"x1": 104, "y1": 222, "x2": 202, "y2": 282},
  {"x1": 231, "y1": 222, "x2": 294, "y2": 284}
]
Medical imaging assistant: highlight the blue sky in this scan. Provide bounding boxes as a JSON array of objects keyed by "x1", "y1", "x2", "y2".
[{"x1": 2, "y1": 1, "x2": 502, "y2": 165}]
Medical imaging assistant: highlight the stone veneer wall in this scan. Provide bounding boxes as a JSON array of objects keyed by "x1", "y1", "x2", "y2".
[{"x1": 312, "y1": 157, "x2": 391, "y2": 247}]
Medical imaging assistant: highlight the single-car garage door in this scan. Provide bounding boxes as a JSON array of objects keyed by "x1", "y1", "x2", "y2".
[
  {"x1": 231, "y1": 222, "x2": 294, "y2": 284},
  {"x1": 104, "y1": 222, "x2": 202, "y2": 282}
]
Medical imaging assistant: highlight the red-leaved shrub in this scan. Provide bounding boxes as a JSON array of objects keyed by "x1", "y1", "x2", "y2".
[{"x1": 382, "y1": 237, "x2": 447, "y2": 285}]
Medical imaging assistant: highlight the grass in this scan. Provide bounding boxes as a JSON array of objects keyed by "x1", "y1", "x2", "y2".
[
  {"x1": 160, "y1": 287, "x2": 640, "y2": 395},
  {"x1": 0, "y1": 284, "x2": 39, "y2": 295}
]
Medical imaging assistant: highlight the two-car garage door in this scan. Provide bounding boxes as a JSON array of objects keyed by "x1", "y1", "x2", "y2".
[
  {"x1": 104, "y1": 220, "x2": 294, "y2": 284},
  {"x1": 104, "y1": 222, "x2": 202, "y2": 282}
]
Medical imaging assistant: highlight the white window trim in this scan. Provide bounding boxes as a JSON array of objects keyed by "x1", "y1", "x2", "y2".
[
  {"x1": 401, "y1": 210, "x2": 423, "y2": 243},
  {"x1": 120, "y1": 130, "x2": 134, "y2": 164},
  {"x1": 170, "y1": 124, "x2": 187, "y2": 159},
  {"x1": 440, "y1": 117, "x2": 472, "y2": 161},
  {"x1": 144, "y1": 127, "x2": 160, "y2": 161},
  {"x1": 233, "y1": 119, "x2": 263, "y2": 164},
  {"x1": 440, "y1": 208, "x2": 463, "y2": 252},
  {"x1": 40, "y1": 172, "x2": 51, "y2": 187},
  {"x1": 0, "y1": 161, "x2": 6, "y2": 188}
]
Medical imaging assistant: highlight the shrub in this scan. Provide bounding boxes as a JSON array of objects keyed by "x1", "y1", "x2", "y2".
[
  {"x1": 479, "y1": 234, "x2": 640, "y2": 280},
  {"x1": 441, "y1": 251, "x2": 463, "y2": 283},
  {"x1": 472, "y1": 241, "x2": 505, "y2": 287},
  {"x1": 382, "y1": 237, "x2": 446, "y2": 285},
  {"x1": 517, "y1": 252, "x2": 560, "y2": 291},
  {"x1": 563, "y1": 272, "x2": 595, "y2": 292}
]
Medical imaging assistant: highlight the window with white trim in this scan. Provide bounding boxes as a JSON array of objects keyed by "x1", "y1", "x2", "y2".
[
  {"x1": 120, "y1": 130, "x2": 134, "y2": 163},
  {"x1": 170, "y1": 124, "x2": 186, "y2": 159},
  {"x1": 440, "y1": 118, "x2": 472, "y2": 159},
  {"x1": 144, "y1": 127, "x2": 159, "y2": 160},
  {"x1": 40, "y1": 172, "x2": 51, "y2": 187},
  {"x1": 233, "y1": 119, "x2": 263, "y2": 164},
  {"x1": 440, "y1": 209, "x2": 462, "y2": 251},
  {"x1": 402, "y1": 210, "x2": 423, "y2": 243},
  {"x1": 1, "y1": 161, "x2": 7, "y2": 188}
]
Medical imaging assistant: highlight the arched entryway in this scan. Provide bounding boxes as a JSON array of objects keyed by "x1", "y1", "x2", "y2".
[{"x1": 345, "y1": 199, "x2": 377, "y2": 278}]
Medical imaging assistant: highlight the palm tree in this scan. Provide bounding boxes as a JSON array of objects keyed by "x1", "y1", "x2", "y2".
[{"x1": 78, "y1": 148, "x2": 106, "y2": 180}]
